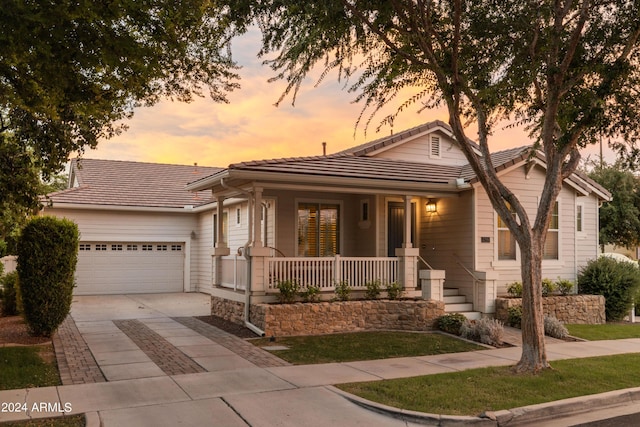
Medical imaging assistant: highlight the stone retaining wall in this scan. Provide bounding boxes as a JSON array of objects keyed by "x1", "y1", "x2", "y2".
[
  {"x1": 211, "y1": 296, "x2": 445, "y2": 336},
  {"x1": 495, "y1": 295, "x2": 605, "y2": 324}
]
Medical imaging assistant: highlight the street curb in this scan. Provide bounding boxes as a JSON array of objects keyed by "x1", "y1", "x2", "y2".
[{"x1": 329, "y1": 385, "x2": 640, "y2": 426}]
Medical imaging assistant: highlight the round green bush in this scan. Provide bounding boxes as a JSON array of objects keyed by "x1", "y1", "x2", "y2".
[
  {"x1": 578, "y1": 257, "x2": 640, "y2": 321},
  {"x1": 17, "y1": 216, "x2": 79, "y2": 336},
  {"x1": 436, "y1": 313, "x2": 467, "y2": 335}
]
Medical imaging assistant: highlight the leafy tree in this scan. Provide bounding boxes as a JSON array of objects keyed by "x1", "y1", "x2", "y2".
[
  {"x1": 229, "y1": 0, "x2": 640, "y2": 372},
  {"x1": 1, "y1": 0, "x2": 240, "y2": 214},
  {"x1": 589, "y1": 163, "x2": 640, "y2": 249}
]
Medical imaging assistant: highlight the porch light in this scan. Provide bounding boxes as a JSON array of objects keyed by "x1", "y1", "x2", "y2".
[{"x1": 426, "y1": 199, "x2": 437, "y2": 213}]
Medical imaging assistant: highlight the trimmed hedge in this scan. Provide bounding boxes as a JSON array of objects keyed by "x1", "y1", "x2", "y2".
[
  {"x1": 17, "y1": 216, "x2": 79, "y2": 336},
  {"x1": 578, "y1": 257, "x2": 640, "y2": 321},
  {"x1": 1, "y1": 271, "x2": 20, "y2": 316}
]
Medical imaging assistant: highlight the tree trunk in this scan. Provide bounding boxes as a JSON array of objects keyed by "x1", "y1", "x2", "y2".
[{"x1": 515, "y1": 236, "x2": 550, "y2": 373}]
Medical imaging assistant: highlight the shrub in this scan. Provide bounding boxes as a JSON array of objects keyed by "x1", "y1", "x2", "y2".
[
  {"x1": 544, "y1": 315, "x2": 569, "y2": 339},
  {"x1": 436, "y1": 313, "x2": 467, "y2": 335},
  {"x1": 507, "y1": 281, "x2": 523, "y2": 297},
  {"x1": 385, "y1": 282, "x2": 403, "y2": 300},
  {"x1": 507, "y1": 305, "x2": 523, "y2": 328},
  {"x1": 276, "y1": 280, "x2": 300, "y2": 303},
  {"x1": 578, "y1": 257, "x2": 640, "y2": 321},
  {"x1": 335, "y1": 281, "x2": 351, "y2": 301},
  {"x1": 542, "y1": 278, "x2": 557, "y2": 296},
  {"x1": 299, "y1": 284, "x2": 320, "y2": 302},
  {"x1": 364, "y1": 280, "x2": 382, "y2": 300},
  {"x1": 556, "y1": 278, "x2": 574, "y2": 296},
  {"x1": 17, "y1": 217, "x2": 79, "y2": 336},
  {"x1": 0, "y1": 271, "x2": 20, "y2": 316},
  {"x1": 460, "y1": 317, "x2": 504, "y2": 346}
]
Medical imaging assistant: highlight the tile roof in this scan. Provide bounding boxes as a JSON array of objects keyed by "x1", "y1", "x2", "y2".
[
  {"x1": 338, "y1": 120, "x2": 480, "y2": 156},
  {"x1": 229, "y1": 154, "x2": 465, "y2": 184},
  {"x1": 47, "y1": 159, "x2": 221, "y2": 209}
]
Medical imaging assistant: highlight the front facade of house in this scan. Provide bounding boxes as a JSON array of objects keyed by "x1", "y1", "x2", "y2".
[{"x1": 45, "y1": 120, "x2": 610, "y2": 322}]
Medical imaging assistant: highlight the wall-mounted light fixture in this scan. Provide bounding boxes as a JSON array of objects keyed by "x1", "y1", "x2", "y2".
[{"x1": 426, "y1": 199, "x2": 437, "y2": 213}]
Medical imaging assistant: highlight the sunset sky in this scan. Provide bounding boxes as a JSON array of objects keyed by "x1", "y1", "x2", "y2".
[{"x1": 88, "y1": 30, "x2": 610, "y2": 168}]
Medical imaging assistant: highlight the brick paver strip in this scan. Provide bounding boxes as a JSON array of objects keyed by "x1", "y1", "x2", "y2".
[
  {"x1": 173, "y1": 317, "x2": 291, "y2": 368},
  {"x1": 52, "y1": 316, "x2": 106, "y2": 385},
  {"x1": 113, "y1": 319, "x2": 206, "y2": 376}
]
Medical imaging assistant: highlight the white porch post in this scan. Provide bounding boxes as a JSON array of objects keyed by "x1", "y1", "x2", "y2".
[
  {"x1": 420, "y1": 269, "x2": 446, "y2": 301},
  {"x1": 395, "y1": 195, "x2": 419, "y2": 293},
  {"x1": 474, "y1": 270, "x2": 499, "y2": 314},
  {"x1": 248, "y1": 187, "x2": 271, "y2": 296},
  {"x1": 212, "y1": 195, "x2": 230, "y2": 287}
]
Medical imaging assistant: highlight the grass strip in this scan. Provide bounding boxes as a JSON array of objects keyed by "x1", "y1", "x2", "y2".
[
  {"x1": 251, "y1": 331, "x2": 483, "y2": 364},
  {"x1": 567, "y1": 323, "x2": 640, "y2": 340},
  {"x1": 0, "y1": 414, "x2": 85, "y2": 427},
  {"x1": 0, "y1": 345, "x2": 60, "y2": 390},
  {"x1": 338, "y1": 353, "x2": 640, "y2": 416}
]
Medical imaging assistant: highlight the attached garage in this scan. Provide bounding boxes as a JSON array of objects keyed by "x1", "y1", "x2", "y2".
[{"x1": 75, "y1": 241, "x2": 185, "y2": 295}]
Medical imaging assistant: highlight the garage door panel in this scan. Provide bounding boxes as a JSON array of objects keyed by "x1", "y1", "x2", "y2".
[{"x1": 75, "y1": 242, "x2": 184, "y2": 295}]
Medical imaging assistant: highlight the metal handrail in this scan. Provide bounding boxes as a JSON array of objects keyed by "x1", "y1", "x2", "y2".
[{"x1": 417, "y1": 255, "x2": 433, "y2": 270}]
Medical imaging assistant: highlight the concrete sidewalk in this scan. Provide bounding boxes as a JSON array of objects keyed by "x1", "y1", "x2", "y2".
[{"x1": 3, "y1": 294, "x2": 640, "y2": 426}]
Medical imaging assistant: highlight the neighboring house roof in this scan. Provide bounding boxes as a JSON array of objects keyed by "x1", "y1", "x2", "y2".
[
  {"x1": 338, "y1": 120, "x2": 480, "y2": 156},
  {"x1": 47, "y1": 158, "x2": 221, "y2": 209}
]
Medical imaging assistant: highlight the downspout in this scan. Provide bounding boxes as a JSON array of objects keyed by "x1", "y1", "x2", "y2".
[{"x1": 220, "y1": 178, "x2": 266, "y2": 337}]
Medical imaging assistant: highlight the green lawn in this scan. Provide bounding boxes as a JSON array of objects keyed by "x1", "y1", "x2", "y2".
[
  {"x1": 251, "y1": 331, "x2": 483, "y2": 364},
  {"x1": 0, "y1": 346, "x2": 60, "y2": 390},
  {"x1": 567, "y1": 323, "x2": 640, "y2": 340},
  {"x1": 338, "y1": 353, "x2": 640, "y2": 416},
  {"x1": 0, "y1": 415, "x2": 85, "y2": 427}
]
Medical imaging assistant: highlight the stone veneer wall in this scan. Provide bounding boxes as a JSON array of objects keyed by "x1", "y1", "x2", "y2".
[
  {"x1": 211, "y1": 296, "x2": 445, "y2": 336},
  {"x1": 495, "y1": 295, "x2": 605, "y2": 324}
]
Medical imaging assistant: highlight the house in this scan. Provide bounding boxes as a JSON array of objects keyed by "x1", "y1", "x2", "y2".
[{"x1": 45, "y1": 120, "x2": 610, "y2": 325}]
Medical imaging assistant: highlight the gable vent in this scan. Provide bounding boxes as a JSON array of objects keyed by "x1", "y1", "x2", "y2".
[{"x1": 430, "y1": 136, "x2": 441, "y2": 157}]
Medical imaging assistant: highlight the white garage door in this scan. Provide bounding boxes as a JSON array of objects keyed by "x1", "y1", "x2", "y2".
[{"x1": 75, "y1": 242, "x2": 184, "y2": 295}]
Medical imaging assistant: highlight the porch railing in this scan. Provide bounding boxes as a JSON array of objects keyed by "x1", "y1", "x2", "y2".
[{"x1": 266, "y1": 256, "x2": 399, "y2": 291}]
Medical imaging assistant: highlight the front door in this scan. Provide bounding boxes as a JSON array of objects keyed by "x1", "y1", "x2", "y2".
[{"x1": 387, "y1": 202, "x2": 415, "y2": 256}]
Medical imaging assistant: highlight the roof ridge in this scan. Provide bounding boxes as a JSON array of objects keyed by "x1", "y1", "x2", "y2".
[
  {"x1": 72, "y1": 157, "x2": 222, "y2": 169},
  {"x1": 229, "y1": 152, "x2": 353, "y2": 168}
]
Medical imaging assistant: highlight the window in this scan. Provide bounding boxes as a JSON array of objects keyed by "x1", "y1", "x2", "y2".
[
  {"x1": 171, "y1": 244, "x2": 182, "y2": 251},
  {"x1": 111, "y1": 244, "x2": 123, "y2": 251},
  {"x1": 95, "y1": 244, "x2": 107, "y2": 251},
  {"x1": 157, "y1": 244, "x2": 167, "y2": 251},
  {"x1": 79, "y1": 244, "x2": 90, "y2": 251},
  {"x1": 127, "y1": 244, "x2": 138, "y2": 251},
  {"x1": 544, "y1": 202, "x2": 559, "y2": 260},
  {"x1": 360, "y1": 199, "x2": 369, "y2": 221},
  {"x1": 142, "y1": 244, "x2": 153, "y2": 251},
  {"x1": 297, "y1": 203, "x2": 340, "y2": 257},
  {"x1": 236, "y1": 207, "x2": 241, "y2": 226},
  {"x1": 576, "y1": 204, "x2": 583, "y2": 233},
  {"x1": 497, "y1": 203, "x2": 517, "y2": 260},
  {"x1": 430, "y1": 136, "x2": 441, "y2": 158},
  {"x1": 213, "y1": 212, "x2": 228, "y2": 245}
]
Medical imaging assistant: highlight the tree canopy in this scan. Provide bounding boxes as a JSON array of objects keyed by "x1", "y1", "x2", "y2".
[
  {"x1": 228, "y1": 0, "x2": 640, "y2": 372},
  {"x1": 0, "y1": 0, "x2": 240, "y2": 214},
  {"x1": 589, "y1": 163, "x2": 640, "y2": 249}
]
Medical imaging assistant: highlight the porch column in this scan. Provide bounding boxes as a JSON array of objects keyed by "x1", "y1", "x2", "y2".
[
  {"x1": 474, "y1": 270, "x2": 499, "y2": 315},
  {"x1": 403, "y1": 194, "x2": 412, "y2": 248},
  {"x1": 396, "y1": 195, "x2": 419, "y2": 295},
  {"x1": 253, "y1": 186, "x2": 264, "y2": 248},
  {"x1": 212, "y1": 195, "x2": 229, "y2": 287}
]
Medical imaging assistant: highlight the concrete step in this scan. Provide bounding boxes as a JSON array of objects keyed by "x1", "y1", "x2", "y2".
[
  {"x1": 443, "y1": 288, "x2": 459, "y2": 297},
  {"x1": 443, "y1": 295, "x2": 467, "y2": 304},
  {"x1": 444, "y1": 303, "x2": 474, "y2": 312},
  {"x1": 460, "y1": 311, "x2": 482, "y2": 321}
]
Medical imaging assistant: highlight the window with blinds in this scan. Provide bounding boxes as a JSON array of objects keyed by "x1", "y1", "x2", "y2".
[
  {"x1": 297, "y1": 203, "x2": 340, "y2": 256},
  {"x1": 543, "y1": 202, "x2": 559, "y2": 260}
]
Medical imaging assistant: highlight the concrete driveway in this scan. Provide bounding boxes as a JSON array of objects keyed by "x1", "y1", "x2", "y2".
[{"x1": 70, "y1": 293, "x2": 212, "y2": 321}]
